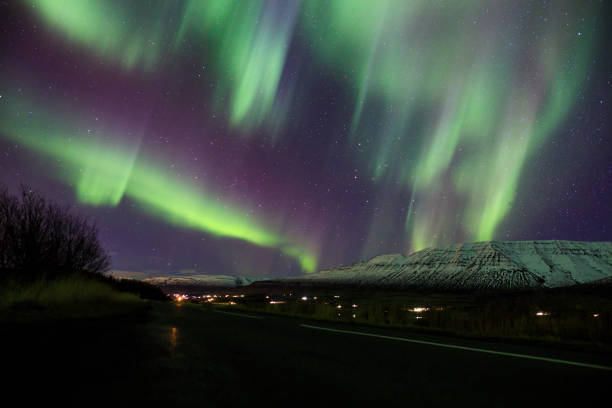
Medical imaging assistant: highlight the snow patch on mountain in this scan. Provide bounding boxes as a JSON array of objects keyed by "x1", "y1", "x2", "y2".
[{"x1": 290, "y1": 240, "x2": 612, "y2": 290}]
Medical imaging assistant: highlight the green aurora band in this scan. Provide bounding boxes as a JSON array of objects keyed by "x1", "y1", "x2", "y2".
[
  {"x1": 30, "y1": 0, "x2": 297, "y2": 133},
  {"x1": 0, "y1": 92, "x2": 317, "y2": 272},
  {"x1": 20, "y1": 0, "x2": 604, "y2": 256},
  {"x1": 29, "y1": 0, "x2": 173, "y2": 71},
  {"x1": 301, "y1": 0, "x2": 599, "y2": 251}
]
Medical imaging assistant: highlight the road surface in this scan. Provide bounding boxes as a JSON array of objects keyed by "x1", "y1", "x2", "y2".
[{"x1": 3, "y1": 302, "x2": 610, "y2": 406}]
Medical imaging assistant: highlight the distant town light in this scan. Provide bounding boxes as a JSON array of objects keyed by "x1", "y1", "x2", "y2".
[
  {"x1": 536, "y1": 311, "x2": 550, "y2": 316},
  {"x1": 409, "y1": 307, "x2": 429, "y2": 313},
  {"x1": 593, "y1": 313, "x2": 599, "y2": 318},
  {"x1": 301, "y1": 296, "x2": 308, "y2": 301}
]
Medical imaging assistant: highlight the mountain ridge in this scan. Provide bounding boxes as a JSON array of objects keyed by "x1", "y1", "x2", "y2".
[{"x1": 287, "y1": 240, "x2": 612, "y2": 290}]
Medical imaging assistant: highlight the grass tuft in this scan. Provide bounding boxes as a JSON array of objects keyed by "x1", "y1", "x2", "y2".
[{"x1": 0, "y1": 276, "x2": 146, "y2": 321}]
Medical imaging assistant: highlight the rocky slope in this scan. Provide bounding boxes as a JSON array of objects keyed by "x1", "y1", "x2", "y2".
[{"x1": 287, "y1": 241, "x2": 612, "y2": 290}]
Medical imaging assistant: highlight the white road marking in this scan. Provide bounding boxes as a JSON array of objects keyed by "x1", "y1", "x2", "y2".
[
  {"x1": 300, "y1": 324, "x2": 612, "y2": 371},
  {"x1": 214, "y1": 310, "x2": 263, "y2": 319}
]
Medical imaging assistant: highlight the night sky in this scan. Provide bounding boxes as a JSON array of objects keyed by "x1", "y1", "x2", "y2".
[{"x1": 0, "y1": 0, "x2": 610, "y2": 278}]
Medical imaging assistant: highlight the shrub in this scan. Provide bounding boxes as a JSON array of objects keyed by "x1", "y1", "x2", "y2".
[{"x1": 0, "y1": 185, "x2": 110, "y2": 281}]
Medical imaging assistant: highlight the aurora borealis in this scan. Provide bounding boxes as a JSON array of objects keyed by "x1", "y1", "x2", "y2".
[{"x1": 0, "y1": 0, "x2": 610, "y2": 277}]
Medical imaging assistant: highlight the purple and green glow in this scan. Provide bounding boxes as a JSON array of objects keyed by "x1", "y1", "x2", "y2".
[{"x1": 0, "y1": 1, "x2": 609, "y2": 277}]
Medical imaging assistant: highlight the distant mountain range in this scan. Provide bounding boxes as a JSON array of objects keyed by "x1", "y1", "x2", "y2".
[
  {"x1": 279, "y1": 240, "x2": 612, "y2": 290},
  {"x1": 143, "y1": 275, "x2": 268, "y2": 289},
  {"x1": 139, "y1": 241, "x2": 612, "y2": 292}
]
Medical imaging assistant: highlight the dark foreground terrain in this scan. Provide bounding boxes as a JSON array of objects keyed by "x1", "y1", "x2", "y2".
[{"x1": 3, "y1": 301, "x2": 610, "y2": 406}]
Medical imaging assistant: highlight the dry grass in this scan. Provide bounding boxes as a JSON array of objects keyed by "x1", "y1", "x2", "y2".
[{"x1": 0, "y1": 276, "x2": 146, "y2": 321}]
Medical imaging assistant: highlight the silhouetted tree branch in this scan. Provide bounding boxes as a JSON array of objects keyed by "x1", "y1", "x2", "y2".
[{"x1": 0, "y1": 185, "x2": 110, "y2": 280}]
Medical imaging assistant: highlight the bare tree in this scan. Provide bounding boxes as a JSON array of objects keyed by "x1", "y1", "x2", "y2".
[{"x1": 0, "y1": 185, "x2": 110, "y2": 280}]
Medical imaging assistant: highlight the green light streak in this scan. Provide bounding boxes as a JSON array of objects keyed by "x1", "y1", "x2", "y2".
[
  {"x1": 210, "y1": 1, "x2": 299, "y2": 132},
  {"x1": 282, "y1": 246, "x2": 317, "y2": 273},
  {"x1": 302, "y1": 1, "x2": 599, "y2": 251},
  {"x1": 17, "y1": 1, "x2": 604, "y2": 256},
  {"x1": 0, "y1": 92, "x2": 317, "y2": 271},
  {"x1": 29, "y1": 0, "x2": 298, "y2": 132},
  {"x1": 29, "y1": 0, "x2": 172, "y2": 71}
]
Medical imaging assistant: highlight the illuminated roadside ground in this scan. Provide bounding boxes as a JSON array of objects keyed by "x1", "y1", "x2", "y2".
[{"x1": 0, "y1": 96, "x2": 317, "y2": 272}]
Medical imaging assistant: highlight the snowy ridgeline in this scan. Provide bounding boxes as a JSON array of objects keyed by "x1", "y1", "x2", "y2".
[
  {"x1": 289, "y1": 241, "x2": 612, "y2": 290},
  {"x1": 143, "y1": 275, "x2": 268, "y2": 288}
]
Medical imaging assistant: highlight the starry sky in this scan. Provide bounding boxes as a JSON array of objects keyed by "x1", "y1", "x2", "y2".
[{"x1": 0, "y1": 0, "x2": 610, "y2": 278}]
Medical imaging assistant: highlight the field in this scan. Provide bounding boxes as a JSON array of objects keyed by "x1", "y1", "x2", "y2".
[{"x1": 176, "y1": 284, "x2": 612, "y2": 351}]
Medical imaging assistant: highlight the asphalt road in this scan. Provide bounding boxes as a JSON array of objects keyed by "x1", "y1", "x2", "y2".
[{"x1": 3, "y1": 302, "x2": 611, "y2": 406}]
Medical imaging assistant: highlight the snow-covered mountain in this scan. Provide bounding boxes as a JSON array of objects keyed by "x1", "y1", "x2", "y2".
[
  {"x1": 143, "y1": 275, "x2": 268, "y2": 288},
  {"x1": 287, "y1": 241, "x2": 612, "y2": 290}
]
